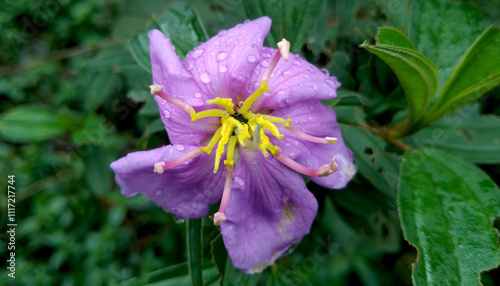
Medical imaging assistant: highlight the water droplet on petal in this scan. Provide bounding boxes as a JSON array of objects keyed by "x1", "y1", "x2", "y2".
[
  {"x1": 303, "y1": 75, "x2": 310, "y2": 79},
  {"x1": 285, "y1": 142, "x2": 291, "y2": 147},
  {"x1": 247, "y1": 55, "x2": 256, "y2": 62},
  {"x1": 244, "y1": 19, "x2": 251, "y2": 24},
  {"x1": 194, "y1": 92, "x2": 202, "y2": 98},
  {"x1": 218, "y1": 29, "x2": 227, "y2": 36},
  {"x1": 192, "y1": 48, "x2": 204, "y2": 59},
  {"x1": 320, "y1": 68, "x2": 329, "y2": 76},
  {"x1": 278, "y1": 89, "x2": 285, "y2": 95},
  {"x1": 283, "y1": 71, "x2": 291, "y2": 76},
  {"x1": 234, "y1": 177, "x2": 244, "y2": 187},
  {"x1": 313, "y1": 84, "x2": 318, "y2": 90},
  {"x1": 163, "y1": 110, "x2": 170, "y2": 118},
  {"x1": 176, "y1": 144, "x2": 185, "y2": 151},
  {"x1": 155, "y1": 190, "x2": 162, "y2": 196},
  {"x1": 200, "y1": 73, "x2": 211, "y2": 83},
  {"x1": 217, "y1": 52, "x2": 227, "y2": 61},
  {"x1": 219, "y1": 65, "x2": 227, "y2": 73},
  {"x1": 260, "y1": 60, "x2": 269, "y2": 67},
  {"x1": 293, "y1": 60, "x2": 302, "y2": 66}
]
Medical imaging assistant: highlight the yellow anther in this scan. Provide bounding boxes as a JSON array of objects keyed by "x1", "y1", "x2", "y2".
[
  {"x1": 196, "y1": 109, "x2": 227, "y2": 120},
  {"x1": 224, "y1": 136, "x2": 238, "y2": 166},
  {"x1": 202, "y1": 127, "x2": 222, "y2": 155},
  {"x1": 214, "y1": 118, "x2": 236, "y2": 173},
  {"x1": 256, "y1": 116, "x2": 284, "y2": 140},
  {"x1": 240, "y1": 81, "x2": 269, "y2": 114},
  {"x1": 260, "y1": 115, "x2": 291, "y2": 127},
  {"x1": 206, "y1": 98, "x2": 235, "y2": 114},
  {"x1": 235, "y1": 124, "x2": 251, "y2": 146}
]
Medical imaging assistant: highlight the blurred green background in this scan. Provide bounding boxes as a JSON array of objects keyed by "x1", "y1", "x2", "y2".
[{"x1": 1, "y1": 0, "x2": 499, "y2": 285}]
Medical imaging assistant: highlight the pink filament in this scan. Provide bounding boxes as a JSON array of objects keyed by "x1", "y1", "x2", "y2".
[
  {"x1": 214, "y1": 165, "x2": 234, "y2": 226},
  {"x1": 286, "y1": 126, "x2": 337, "y2": 144},
  {"x1": 156, "y1": 90, "x2": 195, "y2": 118},
  {"x1": 163, "y1": 148, "x2": 204, "y2": 170},
  {"x1": 273, "y1": 150, "x2": 319, "y2": 177}
]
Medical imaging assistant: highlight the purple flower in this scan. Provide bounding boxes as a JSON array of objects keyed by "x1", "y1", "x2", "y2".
[{"x1": 111, "y1": 17, "x2": 356, "y2": 273}]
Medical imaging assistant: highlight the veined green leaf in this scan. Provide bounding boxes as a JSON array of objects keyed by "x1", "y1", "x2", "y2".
[
  {"x1": 399, "y1": 149, "x2": 500, "y2": 286},
  {"x1": 242, "y1": 0, "x2": 323, "y2": 52},
  {"x1": 129, "y1": 4, "x2": 208, "y2": 72},
  {"x1": 423, "y1": 26, "x2": 500, "y2": 123},
  {"x1": 408, "y1": 103, "x2": 500, "y2": 164},
  {"x1": 408, "y1": 0, "x2": 488, "y2": 92},
  {"x1": 361, "y1": 29, "x2": 438, "y2": 126},
  {"x1": 340, "y1": 124, "x2": 401, "y2": 203}
]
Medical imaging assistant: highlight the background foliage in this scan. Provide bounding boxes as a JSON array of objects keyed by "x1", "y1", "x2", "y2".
[{"x1": 1, "y1": 0, "x2": 500, "y2": 285}]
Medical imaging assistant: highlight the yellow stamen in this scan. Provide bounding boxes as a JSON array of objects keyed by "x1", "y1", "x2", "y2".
[
  {"x1": 195, "y1": 109, "x2": 227, "y2": 120},
  {"x1": 214, "y1": 117, "x2": 237, "y2": 173},
  {"x1": 256, "y1": 116, "x2": 284, "y2": 139},
  {"x1": 206, "y1": 98, "x2": 235, "y2": 114},
  {"x1": 260, "y1": 114, "x2": 291, "y2": 127},
  {"x1": 202, "y1": 127, "x2": 222, "y2": 155},
  {"x1": 239, "y1": 81, "x2": 269, "y2": 114},
  {"x1": 224, "y1": 136, "x2": 238, "y2": 166}
]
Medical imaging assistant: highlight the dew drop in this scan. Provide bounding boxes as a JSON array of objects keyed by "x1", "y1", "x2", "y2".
[
  {"x1": 155, "y1": 190, "x2": 162, "y2": 196},
  {"x1": 283, "y1": 70, "x2": 291, "y2": 76},
  {"x1": 293, "y1": 60, "x2": 302, "y2": 66},
  {"x1": 192, "y1": 48, "x2": 204, "y2": 59},
  {"x1": 217, "y1": 52, "x2": 227, "y2": 61},
  {"x1": 200, "y1": 73, "x2": 211, "y2": 83},
  {"x1": 176, "y1": 144, "x2": 185, "y2": 151},
  {"x1": 285, "y1": 142, "x2": 291, "y2": 147},
  {"x1": 247, "y1": 55, "x2": 256, "y2": 62},
  {"x1": 277, "y1": 89, "x2": 285, "y2": 95},
  {"x1": 234, "y1": 177, "x2": 245, "y2": 187},
  {"x1": 303, "y1": 75, "x2": 310, "y2": 79},
  {"x1": 218, "y1": 29, "x2": 227, "y2": 36},
  {"x1": 219, "y1": 65, "x2": 227, "y2": 73},
  {"x1": 320, "y1": 68, "x2": 329, "y2": 76},
  {"x1": 313, "y1": 84, "x2": 318, "y2": 90},
  {"x1": 194, "y1": 92, "x2": 202, "y2": 98},
  {"x1": 244, "y1": 19, "x2": 251, "y2": 24},
  {"x1": 260, "y1": 60, "x2": 269, "y2": 67},
  {"x1": 163, "y1": 110, "x2": 171, "y2": 118}
]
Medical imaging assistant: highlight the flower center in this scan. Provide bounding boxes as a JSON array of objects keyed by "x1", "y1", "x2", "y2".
[{"x1": 150, "y1": 39, "x2": 340, "y2": 226}]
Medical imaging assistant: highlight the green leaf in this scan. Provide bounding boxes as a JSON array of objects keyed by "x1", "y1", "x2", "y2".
[
  {"x1": 187, "y1": 219, "x2": 204, "y2": 286},
  {"x1": 423, "y1": 26, "x2": 500, "y2": 123},
  {"x1": 129, "y1": 4, "x2": 208, "y2": 72},
  {"x1": 408, "y1": 104, "x2": 500, "y2": 164},
  {"x1": 361, "y1": 29, "x2": 438, "y2": 126},
  {"x1": 376, "y1": 28, "x2": 415, "y2": 50},
  {"x1": 81, "y1": 145, "x2": 112, "y2": 196},
  {"x1": 398, "y1": 149, "x2": 500, "y2": 286},
  {"x1": 242, "y1": 0, "x2": 323, "y2": 52},
  {"x1": 222, "y1": 257, "x2": 259, "y2": 286},
  {"x1": 0, "y1": 105, "x2": 77, "y2": 143},
  {"x1": 210, "y1": 234, "x2": 228, "y2": 278},
  {"x1": 340, "y1": 124, "x2": 401, "y2": 203},
  {"x1": 120, "y1": 262, "x2": 219, "y2": 286},
  {"x1": 408, "y1": 0, "x2": 488, "y2": 92}
]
